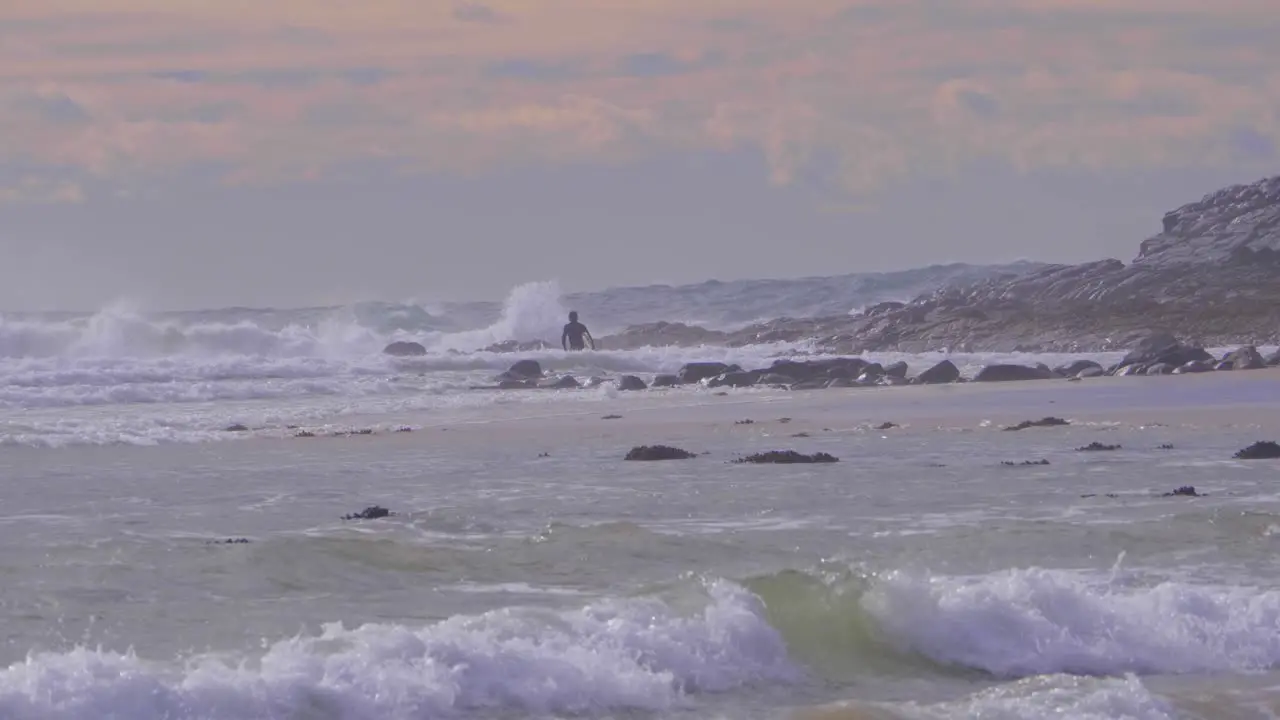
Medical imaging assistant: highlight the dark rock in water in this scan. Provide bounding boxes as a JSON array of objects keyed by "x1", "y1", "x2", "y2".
[
  {"x1": 540, "y1": 375, "x2": 580, "y2": 389},
  {"x1": 1234, "y1": 441, "x2": 1280, "y2": 459},
  {"x1": 1145, "y1": 363, "x2": 1174, "y2": 375},
  {"x1": 584, "y1": 376, "x2": 608, "y2": 388},
  {"x1": 975, "y1": 364, "x2": 1053, "y2": 382},
  {"x1": 1004, "y1": 416, "x2": 1069, "y2": 431},
  {"x1": 617, "y1": 375, "x2": 647, "y2": 391},
  {"x1": 705, "y1": 371, "x2": 760, "y2": 388},
  {"x1": 1001, "y1": 459, "x2": 1050, "y2": 466},
  {"x1": 1215, "y1": 361, "x2": 1234, "y2": 371},
  {"x1": 651, "y1": 374, "x2": 680, "y2": 388},
  {"x1": 342, "y1": 506, "x2": 394, "y2": 520},
  {"x1": 625, "y1": 444, "x2": 695, "y2": 461},
  {"x1": 1077, "y1": 442, "x2": 1121, "y2": 451},
  {"x1": 916, "y1": 359, "x2": 961, "y2": 384},
  {"x1": 384, "y1": 341, "x2": 427, "y2": 356},
  {"x1": 207, "y1": 537, "x2": 251, "y2": 545},
  {"x1": 883, "y1": 361, "x2": 909, "y2": 379},
  {"x1": 859, "y1": 362, "x2": 885, "y2": 378},
  {"x1": 1158, "y1": 443, "x2": 1174, "y2": 449},
  {"x1": 1163, "y1": 485, "x2": 1202, "y2": 497},
  {"x1": 1077, "y1": 365, "x2": 1106, "y2": 378},
  {"x1": 224, "y1": 423, "x2": 249, "y2": 432},
  {"x1": 875, "y1": 422, "x2": 898, "y2": 430},
  {"x1": 1055, "y1": 359, "x2": 1103, "y2": 377},
  {"x1": 1116, "y1": 363, "x2": 1147, "y2": 376},
  {"x1": 295, "y1": 430, "x2": 316, "y2": 438},
  {"x1": 601, "y1": 414, "x2": 623, "y2": 420},
  {"x1": 734, "y1": 450, "x2": 839, "y2": 464},
  {"x1": 498, "y1": 379, "x2": 536, "y2": 389},
  {"x1": 506, "y1": 359, "x2": 543, "y2": 379},
  {"x1": 678, "y1": 362, "x2": 735, "y2": 384},
  {"x1": 1222, "y1": 345, "x2": 1267, "y2": 370},
  {"x1": 1268, "y1": 349, "x2": 1280, "y2": 366},
  {"x1": 1173, "y1": 360, "x2": 1215, "y2": 374},
  {"x1": 1119, "y1": 333, "x2": 1212, "y2": 370}
]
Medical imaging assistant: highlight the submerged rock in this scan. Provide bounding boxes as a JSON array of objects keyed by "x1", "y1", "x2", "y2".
[
  {"x1": 617, "y1": 375, "x2": 648, "y2": 391},
  {"x1": 383, "y1": 341, "x2": 427, "y2": 356},
  {"x1": 1234, "y1": 441, "x2": 1280, "y2": 459},
  {"x1": 223, "y1": 423, "x2": 249, "y2": 432},
  {"x1": 505, "y1": 359, "x2": 543, "y2": 380},
  {"x1": 733, "y1": 450, "x2": 839, "y2": 464},
  {"x1": 1162, "y1": 485, "x2": 1202, "y2": 497},
  {"x1": 1001, "y1": 459, "x2": 1050, "y2": 466},
  {"x1": 1004, "y1": 417, "x2": 1070, "y2": 431},
  {"x1": 678, "y1": 362, "x2": 736, "y2": 384},
  {"x1": 342, "y1": 506, "x2": 394, "y2": 520},
  {"x1": 1077, "y1": 442, "x2": 1121, "y2": 451},
  {"x1": 625, "y1": 445, "x2": 695, "y2": 461}
]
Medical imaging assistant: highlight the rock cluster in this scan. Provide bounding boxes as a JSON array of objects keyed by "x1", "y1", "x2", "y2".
[{"x1": 461, "y1": 331, "x2": 1273, "y2": 396}]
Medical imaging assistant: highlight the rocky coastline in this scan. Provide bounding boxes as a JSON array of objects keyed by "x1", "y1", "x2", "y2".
[
  {"x1": 383, "y1": 174, "x2": 1280, "y2": 357},
  {"x1": 463, "y1": 332, "x2": 1280, "y2": 394},
  {"x1": 609, "y1": 174, "x2": 1280, "y2": 354}
]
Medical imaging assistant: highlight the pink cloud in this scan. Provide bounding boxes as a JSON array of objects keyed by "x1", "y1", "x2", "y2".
[{"x1": 2, "y1": 0, "x2": 1279, "y2": 200}]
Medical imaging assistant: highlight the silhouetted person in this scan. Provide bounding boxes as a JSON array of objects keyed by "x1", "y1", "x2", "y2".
[{"x1": 561, "y1": 311, "x2": 594, "y2": 351}]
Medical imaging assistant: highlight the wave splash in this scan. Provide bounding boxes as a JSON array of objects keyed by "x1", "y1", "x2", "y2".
[{"x1": 0, "y1": 579, "x2": 798, "y2": 720}]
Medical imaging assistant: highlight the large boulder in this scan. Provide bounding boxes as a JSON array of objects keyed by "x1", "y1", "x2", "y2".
[
  {"x1": 678, "y1": 362, "x2": 737, "y2": 384},
  {"x1": 1222, "y1": 345, "x2": 1267, "y2": 370},
  {"x1": 617, "y1": 375, "x2": 647, "y2": 391},
  {"x1": 506, "y1": 359, "x2": 543, "y2": 379},
  {"x1": 973, "y1": 364, "x2": 1053, "y2": 382},
  {"x1": 883, "y1": 361, "x2": 909, "y2": 378},
  {"x1": 763, "y1": 357, "x2": 868, "y2": 383},
  {"x1": 1269, "y1": 349, "x2": 1280, "y2": 366},
  {"x1": 1055, "y1": 359, "x2": 1103, "y2": 377},
  {"x1": 650, "y1": 374, "x2": 680, "y2": 388},
  {"x1": 383, "y1": 341, "x2": 427, "y2": 356},
  {"x1": 915, "y1": 359, "x2": 961, "y2": 384},
  {"x1": 540, "y1": 375, "x2": 580, "y2": 389},
  {"x1": 1119, "y1": 333, "x2": 1212, "y2": 370}
]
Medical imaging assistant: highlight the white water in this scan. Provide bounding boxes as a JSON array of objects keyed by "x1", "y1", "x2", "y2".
[{"x1": 10, "y1": 275, "x2": 1216, "y2": 448}]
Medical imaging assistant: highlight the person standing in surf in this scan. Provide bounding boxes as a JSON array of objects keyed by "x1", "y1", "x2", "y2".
[{"x1": 561, "y1": 311, "x2": 595, "y2": 351}]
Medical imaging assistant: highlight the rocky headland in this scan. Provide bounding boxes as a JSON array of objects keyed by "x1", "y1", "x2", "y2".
[{"x1": 593, "y1": 174, "x2": 1280, "y2": 354}]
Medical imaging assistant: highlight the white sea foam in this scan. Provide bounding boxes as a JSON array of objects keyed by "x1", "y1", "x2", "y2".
[
  {"x1": 2, "y1": 277, "x2": 1270, "y2": 448},
  {"x1": 862, "y1": 567, "x2": 1280, "y2": 678},
  {"x1": 0, "y1": 580, "x2": 799, "y2": 720},
  {"x1": 890, "y1": 673, "x2": 1177, "y2": 720}
]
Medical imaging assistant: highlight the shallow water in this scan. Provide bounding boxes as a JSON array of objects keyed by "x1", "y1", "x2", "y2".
[{"x1": 4, "y1": 370, "x2": 1280, "y2": 719}]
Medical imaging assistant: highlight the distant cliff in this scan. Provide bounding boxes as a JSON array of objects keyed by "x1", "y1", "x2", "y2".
[{"x1": 600, "y1": 174, "x2": 1280, "y2": 352}]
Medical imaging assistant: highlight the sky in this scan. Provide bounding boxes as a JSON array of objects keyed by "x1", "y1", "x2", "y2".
[{"x1": 2, "y1": 0, "x2": 1279, "y2": 311}]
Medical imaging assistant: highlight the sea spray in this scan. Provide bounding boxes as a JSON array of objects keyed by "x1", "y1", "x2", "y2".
[{"x1": 0, "y1": 580, "x2": 800, "y2": 720}]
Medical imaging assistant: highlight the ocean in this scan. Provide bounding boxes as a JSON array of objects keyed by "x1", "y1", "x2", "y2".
[{"x1": 3, "y1": 274, "x2": 1280, "y2": 719}]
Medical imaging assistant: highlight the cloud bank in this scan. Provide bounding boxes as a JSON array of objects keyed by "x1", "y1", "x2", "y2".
[{"x1": 2, "y1": 0, "x2": 1278, "y2": 203}]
